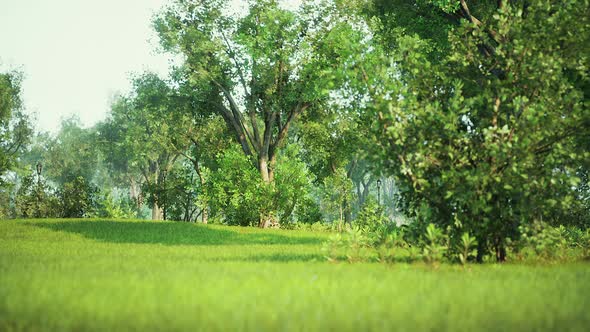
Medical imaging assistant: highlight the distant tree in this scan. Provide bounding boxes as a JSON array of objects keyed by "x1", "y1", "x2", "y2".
[
  {"x1": 99, "y1": 73, "x2": 190, "y2": 220},
  {"x1": 41, "y1": 116, "x2": 98, "y2": 186}
]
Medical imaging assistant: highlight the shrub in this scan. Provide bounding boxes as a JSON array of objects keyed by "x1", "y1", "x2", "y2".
[
  {"x1": 354, "y1": 198, "x2": 388, "y2": 231},
  {"x1": 517, "y1": 222, "x2": 569, "y2": 260},
  {"x1": 455, "y1": 232, "x2": 478, "y2": 265},
  {"x1": 93, "y1": 192, "x2": 136, "y2": 219},
  {"x1": 421, "y1": 223, "x2": 448, "y2": 264},
  {"x1": 207, "y1": 145, "x2": 316, "y2": 226},
  {"x1": 59, "y1": 176, "x2": 99, "y2": 218},
  {"x1": 322, "y1": 233, "x2": 343, "y2": 262},
  {"x1": 14, "y1": 174, "x2": 61, "y2": 218}
]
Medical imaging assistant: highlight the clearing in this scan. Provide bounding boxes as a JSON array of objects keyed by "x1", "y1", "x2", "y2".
[{"x1": 0, "y1": 219, "x2": 589, "y2": 331}]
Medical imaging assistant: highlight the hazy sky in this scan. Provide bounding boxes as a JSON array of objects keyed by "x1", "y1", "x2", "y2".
[{"x1": 0, "y1": 0, "x2": 171, "y2": 133}]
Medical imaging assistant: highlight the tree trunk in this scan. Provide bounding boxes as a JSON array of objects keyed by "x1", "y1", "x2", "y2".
[
  {"x1": 257, "y1": 154, "x2": 278, "y2": 228},
  {"x1": 343, "y1": 197, "x2": 352, "y2": 225},
  {"x1": 495, "y1": 237, "x2": 507, "y2": 262},
  {"x1": 202, "y1": 207, "x2": 208, "y2": 224},
  {"x1": 130, "y1": 178, "x2": 141, "y2": 208},
  {"x1": 259, "y1": 156, "x2": 271, "y2": 183},
  {"x1": 152, "y1": 203, "x2": 163, "y2": 221},
  {"x1": 198, "y1": 179, "x2": 208, "y2": 224},
  {"x1": 194, "y1": 162, "x2": 208, "y2": 224}
]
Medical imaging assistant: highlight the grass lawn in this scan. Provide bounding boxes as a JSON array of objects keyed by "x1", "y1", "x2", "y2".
[{"x1": 1, "y1": 219, "x2": 589, "y2": 331}]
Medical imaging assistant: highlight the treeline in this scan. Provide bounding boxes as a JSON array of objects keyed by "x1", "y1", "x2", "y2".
[{"x1": 1, "y1": 0, "x2": 588, "y2": 262}]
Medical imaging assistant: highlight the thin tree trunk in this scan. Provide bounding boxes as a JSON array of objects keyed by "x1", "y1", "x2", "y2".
[
  {"x1": 193, "y1": 161, "x2": 208, "y2": 224},
  {"x1": 199, "y1": 176, "x2": 208, "y2": 225},
  {"x1": 343, "y1": 197, "x2": 352, "y2": 225},
  {"x1": 202, "y1": 207, "x2": 208, "y2": 224}
]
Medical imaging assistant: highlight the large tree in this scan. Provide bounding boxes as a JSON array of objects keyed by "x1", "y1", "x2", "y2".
[
  {"x1": 154, "y1": 0, "x2": 365, "y2": 225},
  {"x1": 366, "y1": 0, "x2": 590, "y2": 261}
]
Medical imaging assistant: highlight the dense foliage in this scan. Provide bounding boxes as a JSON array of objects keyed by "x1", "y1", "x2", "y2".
[
  {"x1": 365, "y1": 0, "x2": 590, "y2": 261},
  {"x1": 0, "y1": 0, "x2": 588, "y2": 263}
]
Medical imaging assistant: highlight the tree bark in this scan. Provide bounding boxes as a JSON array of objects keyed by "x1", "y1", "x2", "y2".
[
  {"x1": 343, "y1": 197, "x2": 352, "y2": 225},
  {"x1": 152, "y1": 203, "x2": 163, "y2": 221},
  {"x1": 194, "y1": 163, "x2": 208, "y2": 224},
  {"x1": 259, "y1": 156, "x2": 270, "y2": 183}
]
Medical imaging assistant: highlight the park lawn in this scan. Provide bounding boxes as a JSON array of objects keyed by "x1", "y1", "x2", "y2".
[{"x1": 0, "y1": 219, "x2": 589, "y2": 331}]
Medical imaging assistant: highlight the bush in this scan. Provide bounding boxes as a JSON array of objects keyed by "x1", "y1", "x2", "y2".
[
  {"x1": 59, "y1": 176, "x2": 99, "y2": 218},
  {"x1": 207, "y1": 145, "x2": 315, "y2": 226},
  {"x1": 295, "y1": 196, "x2": 323, "y2": 224},
  {"x1": 516, "y1": 222, "x2": 569, "y2": 260},
  {"x1": 354, "y1": 198, "x2": 388, "y2": 231},
  {"x1": 15, "y1": 174, "x2": 61, "y2": 218},
  {"x1": 92, "y1": 192, "x2": 136, "y2": 219},
  {"x1": 454, "y1": 232, "x2": 478, "y2": 265},
  {"x1": 421, "y1": 223, "x2": 448, "y2": 264},
  {"x1": 371, "y1": 2, "x2": 590, "y2": 262}
]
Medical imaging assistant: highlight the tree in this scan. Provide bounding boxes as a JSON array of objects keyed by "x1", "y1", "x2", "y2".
[
  {"x1": 99, "y1": 73, "x2": 186, "y2": 220},
  {"x1": 321, "y1": 167, "x2": 354, "y2": 227},
  {"x1": 40, "y1": 116, "x2": 98, "y2": 186},
  {"x1": 0, "y1": 71, "x2": 32, "y2": 183},
  {"x1": 166, "y1": 68, "x2": 235, "y2": 224},
  {"x1": 368, "y1": 0, "x2": 590, "y2": 261},
  {"x1": 155, "y1": 0, "x2": 366, "y2": 225}
]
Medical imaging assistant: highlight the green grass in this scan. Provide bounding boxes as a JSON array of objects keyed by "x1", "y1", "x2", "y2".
[{"x1": 1, "y1": 219, "x2": 589, "y2": 331}]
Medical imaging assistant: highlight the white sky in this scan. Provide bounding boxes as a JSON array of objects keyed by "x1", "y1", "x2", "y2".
[
  {"x1": 0, "y1": 0, "x2": 171, "y2": 133},
  {"x1": 0, "y1": 0, "x2": 300, "y2": 134}
]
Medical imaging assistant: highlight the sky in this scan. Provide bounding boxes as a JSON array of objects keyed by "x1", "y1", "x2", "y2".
[
  {"x1": 0, "y1": 0, "x2": 172, "y2": 133},
  {"x1": 0, "y1": 0, "x2": 302, "y2": 134}
]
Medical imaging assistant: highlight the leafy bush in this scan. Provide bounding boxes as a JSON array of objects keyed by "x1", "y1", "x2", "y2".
[
  {"x1": 321, "y1": 167, "x2": 354, "y2": 225},
  {"x1": 59, "y1": 176, "x2": 99, "y2": 218},
  {"x1": 375, "y1": 231, "x2": 405, "y2": 263},
  {"x1": 207, "y1": 145, "x2": 315, "y2": 226},
  {"x1": 206, "y1": 146, "x2": 268, "y2": 226},
  {"x1": 354, "y1": 199, "x2": 388, "y2": 230},
  {"x1": 421, "y1": 223, "x2": 448, "y2": 264},
  {"x1": 14, "y1": 174, "x2": 61, "y2": 218},
  {"x1": 92, "y1": 192, "x2": 136, "y2": 219},
  {"x1": 455, "y1": 232, "x2": 478, "y2": 265},
  {"x1": 295, "y1": 196, "x2": 323, "y2": 224},
  {"x1": 322, "y1": 233, "x2": 343, "y2": 262},
  {"x1": 371, "y1": 1, "x2": 590, "y2": 262},
  {"x1": 321, "y1": 226, "x2": 370, "y2": 263},
  {"x1": 517, "y1": 222, "x2": 569, "y2": 260},
  {"x1": 343, "y1": 226, "x2": 368, "y2": 263}
]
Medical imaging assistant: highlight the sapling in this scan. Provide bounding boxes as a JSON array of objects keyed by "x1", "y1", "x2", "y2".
[{"x1": 457, "y1": 232, "x2": 478, "y2": 265}]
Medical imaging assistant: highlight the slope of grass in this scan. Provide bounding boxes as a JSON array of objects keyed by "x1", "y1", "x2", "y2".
[{"x1": 1, "y1": 218, "x2": 589, "y2": 331}]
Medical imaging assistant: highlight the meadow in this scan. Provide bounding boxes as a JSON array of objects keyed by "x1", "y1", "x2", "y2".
[{"x1": 1, "y1": 219, "x2": 589, "y2": 331}]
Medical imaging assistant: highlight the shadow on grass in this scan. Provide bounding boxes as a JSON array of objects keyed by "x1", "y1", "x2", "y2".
[
  {"x1": 28, "y1": 220, "x2": 324, "y2": 247},
  {"x1": 209, "y1": 253, "x2": 324, "y2": 263}
]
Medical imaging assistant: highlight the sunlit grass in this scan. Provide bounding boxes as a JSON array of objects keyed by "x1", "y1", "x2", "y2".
[{"x1": 1, "y1": 219, "x2": 589, "y2": 331}]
